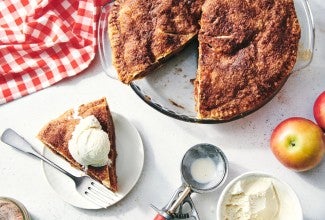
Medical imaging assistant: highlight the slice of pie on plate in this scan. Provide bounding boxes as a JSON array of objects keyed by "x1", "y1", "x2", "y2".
[
  {"x1": 108, "y1": 0, "x2": 204, "y2": 84},
  {"x1": 37, "y1": 98, "x2": 118, "y2": 192}
]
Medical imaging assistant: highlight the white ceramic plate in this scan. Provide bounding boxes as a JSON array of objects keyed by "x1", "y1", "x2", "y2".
[
  {"x1": 42, "y1": 113, "x2": 144, "y2": 209},
  {"x1": 216, "y1": 172, "x2": 303, "y2": 220}
]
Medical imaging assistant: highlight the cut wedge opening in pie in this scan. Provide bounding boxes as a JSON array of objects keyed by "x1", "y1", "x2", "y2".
[{"x1": 37, "y1": 98, "x2": 118, "y2": 192}]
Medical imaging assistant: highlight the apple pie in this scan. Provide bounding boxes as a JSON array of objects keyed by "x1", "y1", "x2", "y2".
[
  {"x1": 107, "y1": 0, "x2": 301, "y2": 121},
  {"x1": 37, "y1": 98, "x2": 118, "y2": 192}
]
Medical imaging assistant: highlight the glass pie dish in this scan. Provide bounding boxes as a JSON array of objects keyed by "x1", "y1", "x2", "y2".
[{"x1": 98, "y1": 0, "x2": 315, "y2": 124}]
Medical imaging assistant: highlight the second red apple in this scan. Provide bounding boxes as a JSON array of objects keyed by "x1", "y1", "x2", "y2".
[{"x1": 314, "y1": 91, "x2": 325, "y2": 131}]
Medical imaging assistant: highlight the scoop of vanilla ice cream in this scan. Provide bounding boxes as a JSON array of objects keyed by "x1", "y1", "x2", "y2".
[
  {"x1": 68, "y1": 115, "x2": 110, "y2": 167},
  {"x1": 244, "y1": 178, "x2": 279, "y2": 219},
  {"x1": 223, "y1": 177, "x2": 280, "y2": 220}
]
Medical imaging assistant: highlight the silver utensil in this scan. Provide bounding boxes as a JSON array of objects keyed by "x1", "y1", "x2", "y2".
[
  {"x1": 152, "y1": 143, "x2": 228, "y2": 220},
  {"x1": 1, "y1": 128, "x2": 120, "y2": 208}
]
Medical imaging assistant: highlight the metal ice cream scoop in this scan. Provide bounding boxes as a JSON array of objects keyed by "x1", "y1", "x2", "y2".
[{"x1": 152, "y1": 143, "x2": 228, "y2": 220}]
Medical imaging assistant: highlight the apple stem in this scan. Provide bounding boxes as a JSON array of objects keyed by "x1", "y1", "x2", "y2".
[{"x1": 289, "y1": 139, "x2": 296, "y2": 148}]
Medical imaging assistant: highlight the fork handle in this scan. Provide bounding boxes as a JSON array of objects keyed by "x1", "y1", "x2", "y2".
[{"x1": 1, "y1": 128, "x2": 76, "y2": 180}]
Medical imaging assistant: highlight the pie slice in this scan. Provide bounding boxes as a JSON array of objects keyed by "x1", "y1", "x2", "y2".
[
  {"x1": 37, "y1": 98, "x2": 118, "y2": 192},
  {"x1": 195, "y1": 0, "x2": 301, "y2": 120},
  {"x1": 108, "y1": 0, "x2": 204, "y2": 84}
]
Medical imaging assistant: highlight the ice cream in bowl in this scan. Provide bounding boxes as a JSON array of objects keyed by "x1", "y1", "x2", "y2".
[{"x1": 216, "y1": 172, "x2": 303, "y2": 220}]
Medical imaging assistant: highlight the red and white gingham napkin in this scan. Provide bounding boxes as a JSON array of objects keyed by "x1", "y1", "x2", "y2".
[{"x1": 0, "y1": 0, "x2": 110, "y2": 104}]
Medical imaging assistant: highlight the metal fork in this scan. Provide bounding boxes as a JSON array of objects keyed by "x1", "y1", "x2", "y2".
[{"x1": 1, "y1": 128, "x2": 121, "y2": 208}]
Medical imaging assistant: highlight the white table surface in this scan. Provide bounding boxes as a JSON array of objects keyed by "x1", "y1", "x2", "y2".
[{"x1": 0, "y1": 1, "x2": 324, "y2": 219}]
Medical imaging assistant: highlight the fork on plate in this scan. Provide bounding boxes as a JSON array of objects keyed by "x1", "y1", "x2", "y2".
[{"x1": 1, "y1": 128, "x2": 120, "y2": 208}]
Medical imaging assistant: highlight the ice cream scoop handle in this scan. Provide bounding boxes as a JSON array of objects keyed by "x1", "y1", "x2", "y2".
[{"x1": 153, "y1": 214, "x2": 167, "y2": 220}]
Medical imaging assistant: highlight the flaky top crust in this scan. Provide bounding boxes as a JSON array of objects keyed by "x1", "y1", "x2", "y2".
[
  {"x1": 195, "y1": 0, "x2": 301, "y2": 120},
  {"x1": 108, "y1": 0, "x2": 203, "y2": 84}
]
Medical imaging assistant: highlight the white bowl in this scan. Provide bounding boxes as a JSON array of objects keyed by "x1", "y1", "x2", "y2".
[{"x1": 216, "y1": 172, "x2": 303, "y2": 220}]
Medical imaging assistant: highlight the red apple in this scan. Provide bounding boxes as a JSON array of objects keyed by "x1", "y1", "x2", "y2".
[
  {"x1": 314, "y1": 91, "x2": 325, "y2": 131},
  {"x1": 270, "y1": 117, "x2": 325, "y2": 172}
]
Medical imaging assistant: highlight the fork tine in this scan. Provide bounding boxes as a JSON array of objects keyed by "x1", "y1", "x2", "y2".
[
  {"x1": 83, "y1": 191, "x2": 109, "y2": 208},
  {"x1": 86, "y1": 186, "x2": 120, "y2": 207},
  {"x1": 90, "y1": 181, "x2": 121, "y2": 199},
  {"x1": 89, "y1": 185, "x2": 117, "y2": 203}
]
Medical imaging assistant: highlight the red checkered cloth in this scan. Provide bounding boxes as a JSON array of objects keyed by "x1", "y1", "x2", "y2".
[{"x1": 0, "y1": 0, "x2": 110, "y2": 104}]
